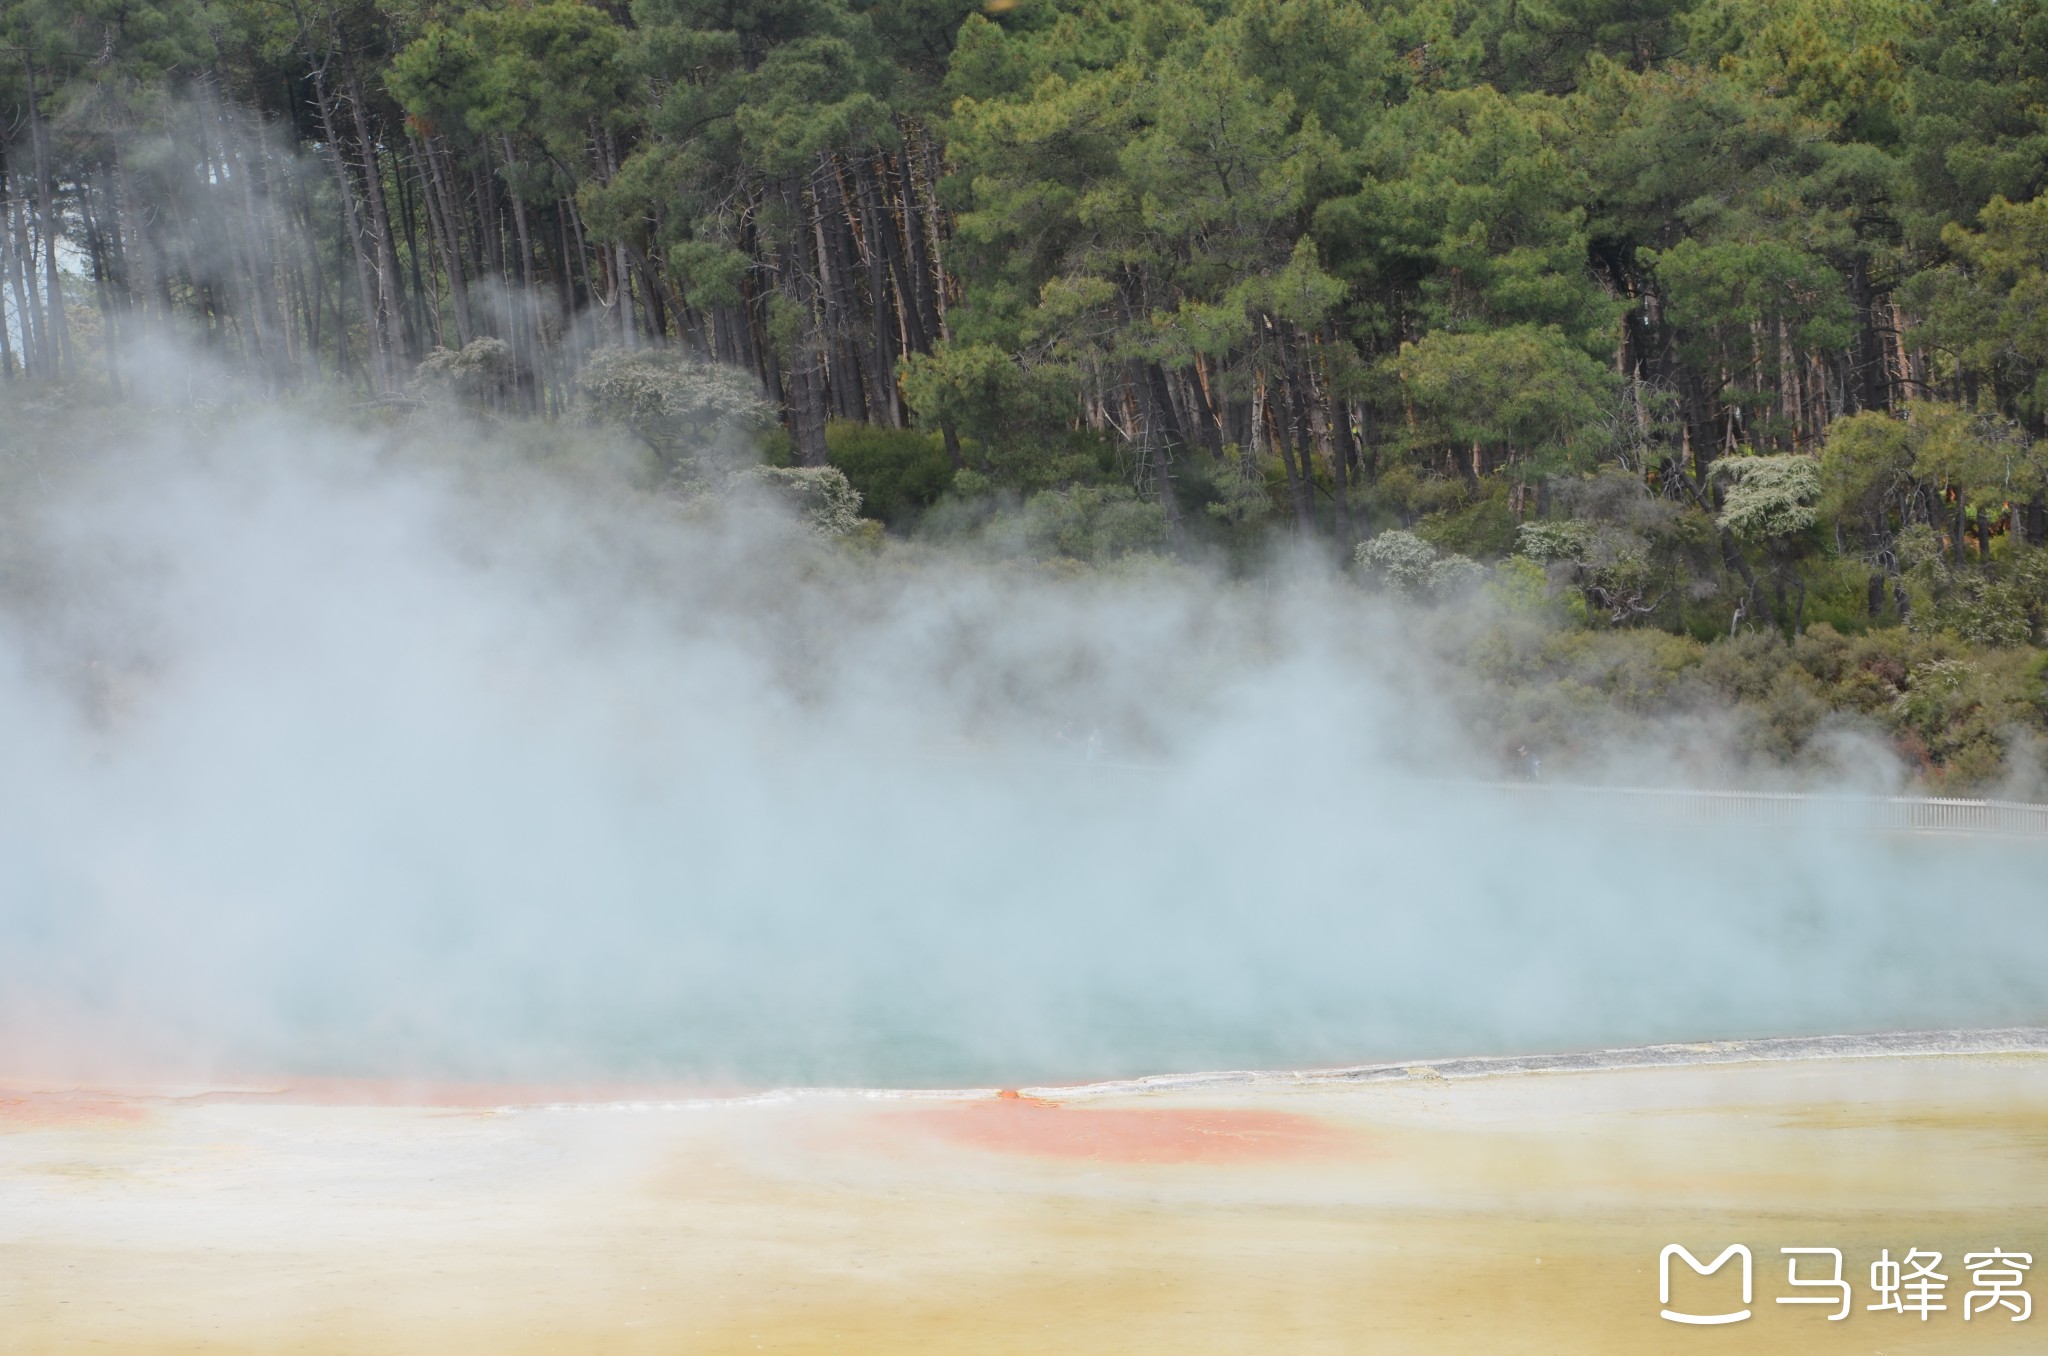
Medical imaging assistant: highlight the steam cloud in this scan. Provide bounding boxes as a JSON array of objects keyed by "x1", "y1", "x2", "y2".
[{"x1": 2, "y1": 393, "x2": 2043, "y2": 1088}]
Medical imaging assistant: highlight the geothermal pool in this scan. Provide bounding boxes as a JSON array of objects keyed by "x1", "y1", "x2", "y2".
[
  {"x1": 9, "y1": 793, "x2": 2044, "y2": 1351},
  {"x1": 10, "y1": 400, "x2": 2048, "y2": 1354},
  {"x1": 11, "y1": 778, "x2": 2046, "y2": 1355},
  {"x1": 5, "y1": 1034, "x2": 2045, "y2": 1354},
  {"x1": 14, "y1": 774, "x2": 2048, "y2": 1094}
]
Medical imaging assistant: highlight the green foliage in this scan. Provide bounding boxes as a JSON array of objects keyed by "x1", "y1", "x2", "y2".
[
  {"x1": 824, "y1": 420, "x2": 957, "y2": 529},
  {"x1": 1317, "y1": 86, "x2": 1618, "y2": 347},
  {"x1": 1895, "y1": 0, "x2": 2048, "y2": 246},
  {"x1": 1649, "y1": 236, "x2": 1857, "y2": 356},
  {"x1": 1465, "y1": 623, "x2": 1708, "y2": 760},
  {"x1": 739, "y1": 465, "x2": 867, "y2": 536},
  {"x1": 1457, "y1": 614, "x2": 2048, "y2": 788},
  {"x1": 995, "y1": 484, "x2": 1171, "y2": 563},
  {"x1": 413, "y1": 339, "x2": 518, "y2": 412},
  {"x1": 1515, "y1": 468, "x2": 1711, "y2": 627},
  {"x1": 1367, "y1": 465, "x2": 1468, "y2": 527},
  {"x1": 1685, "y1": 0, "x2": 1916, "y2": 143},
  {"x1": 1515, "y1": 519, "x2": 1590, "y2": 564},
  {"x1": 16, "y1": 0, "x2": 2048, "y2": 797},
  {"x1": 1487, "y1": 556, "x2": 1556, "y2": 618},
  {"x1": 898, "y1": 343, "x2": 1093, "y2": 489},
  {"x1": 1797, "y1": 555, "x2": 1892, "y2": 635},
  {"x1": 576, "y1": 348, "x2": 774, "y2": 468},
  {"x1": 390, "y1": 0, "x2": 637, "y2": 187},
  {"x1": 1715, "y1": 454, "x2": 1823, "y2": 543},
  {"x1": 1900, "y1": 539, "x2": 2048, "y2": 647},
  {"x1": 1383, "y1": 325, "x2": 1613, "y2": 472},
  {"x1": 1415, "y1": 477, "x2": 1519, "y2": 558},
  {"x1": 1908, "y1": 194, "x2": 2048, "y2": 424},
  {"x1": 1915, "y1": 575, "x2": 2040, "y2": 648},
  {"x1": 1819, "y1": 410, "x2": 1916, "y2": 539},
  {"x1": 1355, "y1": 528, "x2": 1440, "y2": 592},
  {"x1": 1354, "y1": 529, "x2": 1483, "y2": 601},
  {"x1": 1901, "y1": 402, "x2": 2037, "y2": 505},
  {"x1": 1201, "y1": 456, "x2": 1281, "y2": 534}
]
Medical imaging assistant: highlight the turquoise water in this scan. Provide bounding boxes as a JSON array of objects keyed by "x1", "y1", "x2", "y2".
[{"x1": 61, "y1": 768, "x2": 2031, "y2": 1089}]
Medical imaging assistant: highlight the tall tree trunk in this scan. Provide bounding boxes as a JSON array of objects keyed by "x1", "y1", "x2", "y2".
[
  {"x1": 2, "y1": 160, "x2": 39, "y2": 376},
  {"x1": 847, "y1": 155, "x2": 900, "y2": 426},
  {"x1": 1184, "y1": 358, "x2": 1224, "y2": 459},
  {"x1": 499, "y1": 135, "x2": 545, "y2": 407},
  {"x1": 808, "y1": 163, "x2": 861, "y2": 421},
  {"x1": 114, "y1": 150, "x2": 170, "y2": 325},
  {"x1": 1268, "y1": 372, "x2": 1311, "y2": 532},
  {"x1": 310, "y1": 60, "x2": 388, "y2": 392},
  {"x1": 343, "y1": 47, "x2": 411, "y2": 384},
  {"x1": 1328, "y1": 388, "x2": 1358, "y2": 547},
  {"x1": 855, "y1": 152, "x2": 920, "y2": 405},
  {"x1": 205, "y1": 101, "x2": 282, "y2": 389},
  {"x1": 895, "y1": 135, "x2": 943, "y2": 350},
  {"x1": 24, "y1": 63, "x2": 72, "y2": 373},
  {"x1": 419, "y1": 137, "x2": 473, "y2": 345},
  {"x1": 781, "y1": 180, "x2": 829, "y2": 466},
  {"x1": 393, "y1": 142, "x2": 433, "y2": 348},
  {"x1": 1130, "y1": 359, "x2": 1182, "y2": 534},
  {"x1": 862, "y1": 152, "x2": 926, "y2": 355}
]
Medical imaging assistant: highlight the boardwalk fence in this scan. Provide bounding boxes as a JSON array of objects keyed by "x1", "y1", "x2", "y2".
[{"x1": 1478, "y1": 781, "x2": 2048, "y2": 838}]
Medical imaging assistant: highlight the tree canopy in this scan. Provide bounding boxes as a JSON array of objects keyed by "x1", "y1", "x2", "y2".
[{"x1": 6, "y1": 0, "x2": 2048, "y2": 786}]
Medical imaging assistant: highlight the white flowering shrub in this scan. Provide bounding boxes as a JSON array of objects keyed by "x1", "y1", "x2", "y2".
[
  {"x1": 736, "y1": 466, "x2": 865, "y2": 538},
  {"x1": 412, "y1": 338, "x2": 517, "y2": 410},
  {"x1": 576, "y1": 347, "x2": 771, "y2": 468},
  {"x1": 1355, "y1": 528, "x2": 1481, "y2": 602}
]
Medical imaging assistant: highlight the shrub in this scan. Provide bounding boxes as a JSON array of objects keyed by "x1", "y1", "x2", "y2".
[
  {"x1": 576, "y1": 347, "x2": 771, "y2": 468},
  {"x1": 824, "y1": 421, "x2": 956, "y2": 530},
  {"x1": 1008, "y1": 485, "x2": 1169, "y2": 562},
  {"x1": 412, "y1": 338, "x2": 517, "y2": 411},
  {"x1": 737, "y1": 466, "x2": 866, "y2": 537},
  {"x1": 1416, "y1": 476, "x2": 1519, "y2": 557},
  {"x1": 1355, "y1": 529, "x2": 1483, "y2": 601},
  {"x1": 1798, "y1": 556, "x2": 1890, "y2": 634},
  {"x1": 1715, "y1": 453, "x2": 1822, "y2": 542},
  {"x1": 1487, "y1": 556, "x2": 1556, "y2": 617},
  {"x1": 1355, "y1": 529, "x2": 1441, "y2": 592},
  {"x1": 1916, "y1": 577, "x2": 2038, "y2": 647}
]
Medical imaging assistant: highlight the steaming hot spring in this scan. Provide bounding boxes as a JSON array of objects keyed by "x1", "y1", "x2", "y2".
[
  {"x1": 8, "y1": 789, "x2": 2047, "y2": 1355},
  {"x1": 8, "y1": 442, "x2": 2048, "y2": 1353}
]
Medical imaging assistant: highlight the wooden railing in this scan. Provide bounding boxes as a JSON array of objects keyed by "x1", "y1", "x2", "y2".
[
  {"x1": 911, "y1": 749, "x2": 2048, "y2": 838},
  {"x1": 1477, "y1": 781, "x2": 2048, "y2": 838}
]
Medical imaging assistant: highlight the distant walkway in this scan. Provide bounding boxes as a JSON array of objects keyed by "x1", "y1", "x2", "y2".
[
  {"x1": 1480, "y1": 780, "x2": 2048, "y2": 837},
  {"x1": 917, "y1": 748, "x2": 2048, "y2": 837},
  {"x1": 1036, "y1": 1026, "x2": 2048, "y2": 1098}
]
